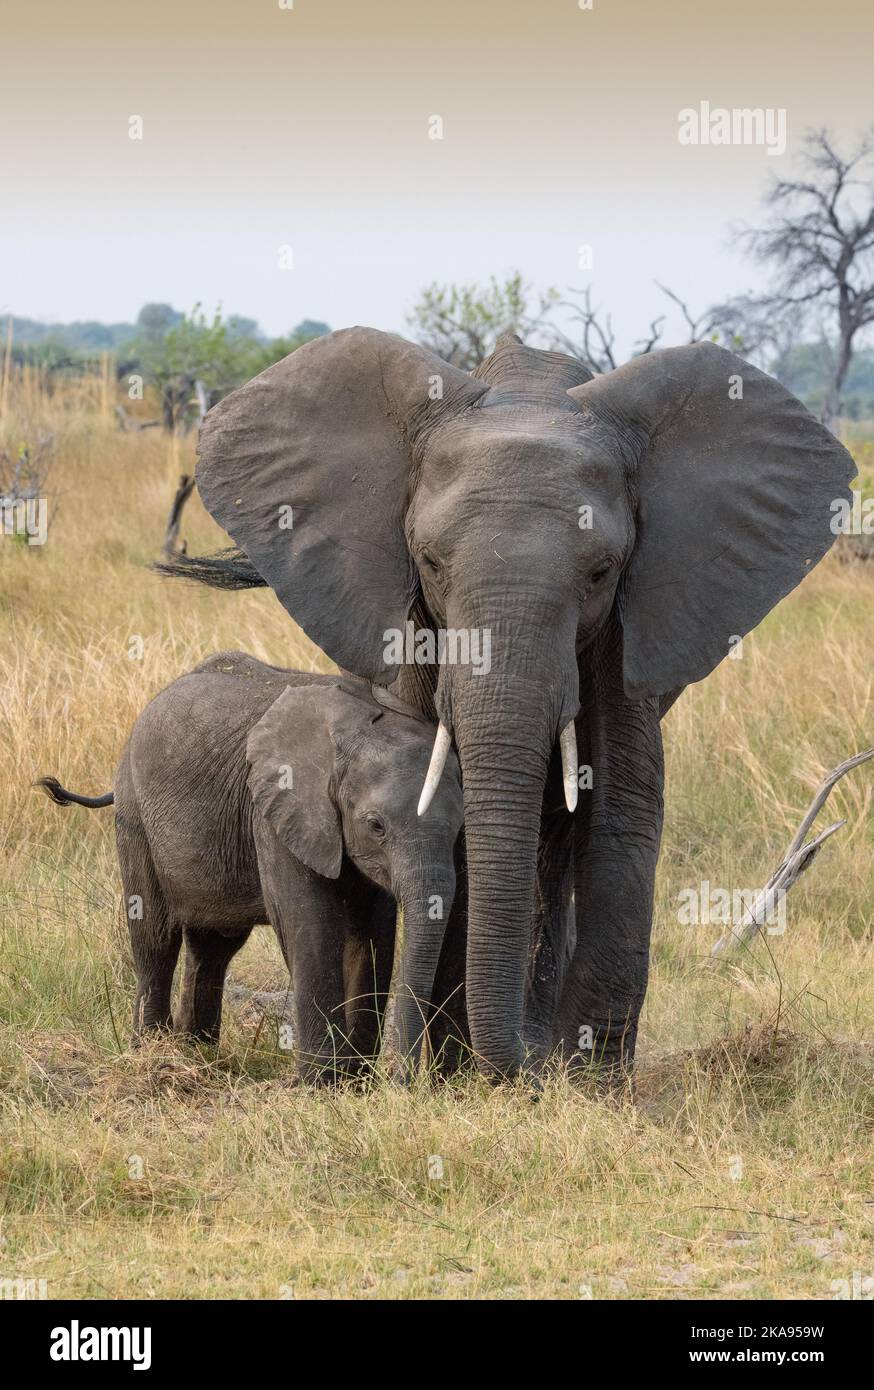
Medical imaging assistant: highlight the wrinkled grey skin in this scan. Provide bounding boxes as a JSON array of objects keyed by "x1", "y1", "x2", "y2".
[
  {"x1": 39, "y1": 653, "x2": 462, "y2": 1082},
  {"x1": 168, "y1": 329, "x2": 855, "y2": 1082}
]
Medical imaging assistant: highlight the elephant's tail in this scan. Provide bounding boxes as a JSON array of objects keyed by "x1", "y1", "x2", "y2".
[
  {"x1": 151, "y1": 546, "x2": 267, "y2": 591},
  {"x1": 35, "y1": 776, "x2": 114, "y2": 809}
]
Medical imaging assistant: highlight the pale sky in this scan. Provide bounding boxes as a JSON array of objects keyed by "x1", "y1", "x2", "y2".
[{"x1": 2, "y1": 0, "x2": 872, "y2": 355}]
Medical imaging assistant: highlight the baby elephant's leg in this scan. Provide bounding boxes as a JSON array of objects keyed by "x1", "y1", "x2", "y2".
[
  {"x1": 175, "y1": 928, "x2": 253, "y2": 1043},
  {"x1": 254, "y1": 829, "x2": 338, "y2": 1081},
  {"x1": 130, "y1": 920, "x2": 181, "y2": 1038},
  {"x1": 291, "y1": 926, "x2": 348, "y2": 1082},
  {"x1": 117, "y1": 812, "x2": 180, "y2": 1039},
  {"x1": 342, "y1": 886, "x2": 396, "y2": 1072}
]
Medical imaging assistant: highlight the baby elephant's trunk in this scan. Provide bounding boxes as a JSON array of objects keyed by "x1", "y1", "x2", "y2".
[
  {"x1": 393, "y1": 864, "x2": 456, "y2": 1080},
  {"x1": 35, "y1": 776, "x2": 114, "y2": 809}
]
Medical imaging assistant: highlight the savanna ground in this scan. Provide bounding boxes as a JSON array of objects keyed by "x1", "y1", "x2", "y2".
[{"x1": 1, "y1": 368, "x2": 872, "y2": 1301}]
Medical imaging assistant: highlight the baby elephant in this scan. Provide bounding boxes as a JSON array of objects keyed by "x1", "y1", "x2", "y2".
[{"x1": 38, "y1": 652, "x2": 463, "y2": 1081}]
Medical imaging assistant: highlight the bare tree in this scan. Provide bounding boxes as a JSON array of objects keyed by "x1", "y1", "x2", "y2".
[
  {"x1": 410, "y1": 273, "x2": 725, "y2": 376},
  {"x1": 720, "y1": 128, "x2": 874, "y2": 431},
  {"x1": 543, "y1": 284, "x2": 718, "y2": 374},
  {"x1": 705, "y1": 291, "x2": 802, "y2": 366},
  {"x1": 654, "y1": 284, "x2": 721, "y2": 346},
  {"x1": 0, "y1": 428, "x2": 55, "y2": 504},
  {"x1": 542, "y1": 287, "x2": 624, "y2": 372}
]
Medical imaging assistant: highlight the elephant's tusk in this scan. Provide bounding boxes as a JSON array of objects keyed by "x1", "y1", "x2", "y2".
[
  {"x1": 417, "y1": 723, "x2": 452, "y2": 817},
  {"x1": 560, "y1": 720, "x2": 579, "y2": 813}
]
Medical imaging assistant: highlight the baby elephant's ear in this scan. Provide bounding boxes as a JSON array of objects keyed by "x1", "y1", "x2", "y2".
[
  {"x1": 568, "y1": 342, "x2": 856, "y2": 701},
  {"x1": 246, "y1": 685, "x2": 345, "y2": 879}
]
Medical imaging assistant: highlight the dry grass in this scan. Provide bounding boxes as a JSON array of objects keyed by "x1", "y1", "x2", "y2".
[{"x1": 1, "y1": 372, "x2": 872, "y2": 1300}]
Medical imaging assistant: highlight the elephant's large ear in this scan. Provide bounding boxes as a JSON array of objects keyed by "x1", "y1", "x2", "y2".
[
  {"x1": 246, "y1": 679, "x2": 381, "y2": 878},
  {"x1": 197, "y1": 328, "x2": 487, "y2": 682},
  {"x1": 568, "y1": 343, "x2": 856, "y2": 701}
]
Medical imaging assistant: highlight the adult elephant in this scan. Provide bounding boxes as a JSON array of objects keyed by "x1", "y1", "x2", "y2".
[{"x1": 170, "y1": 328, "x2": 854, "y2": 1080}]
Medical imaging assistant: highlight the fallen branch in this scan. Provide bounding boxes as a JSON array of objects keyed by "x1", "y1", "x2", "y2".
[
  {"x1": 162, "y1": 473, "x2": 196, "y2": 559},
  {"x1": 711, "y1": 746, "x2": 874, "y2": 956},
  {"x1": 114, "y1": 404, "x2": 161, "y2": 432}
]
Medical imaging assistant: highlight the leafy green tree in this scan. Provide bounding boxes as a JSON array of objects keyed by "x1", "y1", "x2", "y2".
[
  {"x1": 136, "y1": 303, "x2": 183, "y2": 343},
  {"x1": 12, "y1": 340, "x2": 86, "y2": 374},
  {"x1": 245, "y1": 321, "x2": 330, "y2": 377},
  {"x1": 135, "y1": 306, "x2": 250, "y2": 430},
  {"x1": 407, "y1": 272, "x2": 557, "y2": 369},
  {"x1": 135, "y1": 307, "x2": 331, "y2": 430},
  {"x1": 291, "y1": 319, "x2": 330, "y2": 341},
  {"x1": 226, "y1": 315, "x2": 261, "y2": 340}
]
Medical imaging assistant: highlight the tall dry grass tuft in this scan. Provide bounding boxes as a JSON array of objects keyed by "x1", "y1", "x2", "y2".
[{"x1": 0, "y1": 367, "x2": 872, "y2": 1298}]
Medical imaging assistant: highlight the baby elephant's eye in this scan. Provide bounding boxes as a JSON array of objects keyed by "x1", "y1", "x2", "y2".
[{"x1": 365, "y1": 813, "x2": 386, "y2": 839}]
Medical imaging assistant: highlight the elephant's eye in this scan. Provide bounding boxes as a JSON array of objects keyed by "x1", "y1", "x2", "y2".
[
  {"x1": 419, "y1": 549, "x2": 443, "y2": 582},
  {"x1": 589, "y1": 561, "x2": 613, "y2": 585},
  {"x1": 365, "y1": 813, "x2": 386, "y2": 839}
]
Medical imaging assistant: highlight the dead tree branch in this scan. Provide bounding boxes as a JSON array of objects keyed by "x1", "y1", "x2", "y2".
[
  {"x1": 162, "y1": 474, "x2": 196, "y2": 559},
  {"x1": 654, "y1": 283, "x2": 719, "y2": 343},
  {"x1": 711, "y1": 747, "x2": 874, "y2": 955},
  {"x1": 114, "y1": 405, "x2": 161, "y2": 432}
]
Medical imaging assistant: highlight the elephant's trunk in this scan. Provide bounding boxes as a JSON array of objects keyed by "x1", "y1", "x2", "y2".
[
  {"x1": 445, "y1": 602, "x2": 579, "y2": 1079},
  {"x1": 461, "y1": 744, "x2": 547, "y2": 1078}
]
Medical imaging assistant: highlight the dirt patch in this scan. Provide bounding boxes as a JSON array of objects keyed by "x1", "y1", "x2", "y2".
[{"x1": 634, "y1": 1023, "x2": 874, "y2": 1119}]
